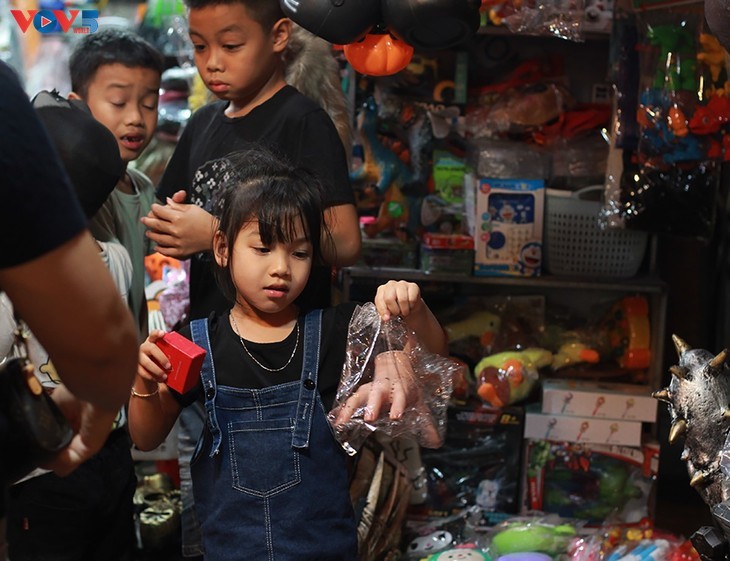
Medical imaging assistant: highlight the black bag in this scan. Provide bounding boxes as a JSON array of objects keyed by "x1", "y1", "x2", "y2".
[{"x1": 0, "y1": 319, "x2": 73, "y2": 485}]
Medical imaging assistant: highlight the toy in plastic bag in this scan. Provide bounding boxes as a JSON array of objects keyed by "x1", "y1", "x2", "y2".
[{"x1": 328, "y1": 302, "x2": 458, "y2": 456}]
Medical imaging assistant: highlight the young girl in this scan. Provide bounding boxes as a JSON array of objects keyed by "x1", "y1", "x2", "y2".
[{"x1": 128, "y1": 147, "x2": 448, "y2": 560}]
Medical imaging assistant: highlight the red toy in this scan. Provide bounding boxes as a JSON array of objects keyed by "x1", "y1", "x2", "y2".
[{"x1": 155, "y1": 332, "x2": 206, "y2": 394}]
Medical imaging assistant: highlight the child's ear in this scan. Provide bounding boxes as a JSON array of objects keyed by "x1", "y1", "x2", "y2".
[
  {"x1": 271, "y1": 17, "x2": 291, "y2": 53},
  {"x1": 67, "y1": 91, "x2": 81, "y2": 100},
  {"x1": 213, "y1": 231, "x2": 229, "y2": 267}
]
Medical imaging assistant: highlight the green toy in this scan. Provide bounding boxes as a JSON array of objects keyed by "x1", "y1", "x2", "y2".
[{"x1": 490, "y1": 522, "x2": 576, "y2": 556}]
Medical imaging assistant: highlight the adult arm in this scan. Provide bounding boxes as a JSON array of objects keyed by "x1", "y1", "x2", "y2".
[{"x1": 0, "y1": 232, "x2": 138, "y2": 412}]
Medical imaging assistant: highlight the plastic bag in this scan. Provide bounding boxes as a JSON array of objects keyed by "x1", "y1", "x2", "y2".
[{"x1": 328, "y1": 302, "x2": 458, "y2": 456}]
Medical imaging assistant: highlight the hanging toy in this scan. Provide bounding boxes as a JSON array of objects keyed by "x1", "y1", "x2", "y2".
[
  {"x1": 279, "y1": 0, "x2": 380, "y2": 45},
  {"x1": 343, "y1": 28, "x2": 414, "y2": 77},
  {"x1": 381, "y1": 0, "x2": 481, "y2": 51}
]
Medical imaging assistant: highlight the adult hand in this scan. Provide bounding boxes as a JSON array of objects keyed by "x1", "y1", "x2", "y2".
[
  {"x1": 141, "y1": 192, "x2": 217, "y2": 259},
  {"x1": 42, "y1": 385, "x2": 118, "y2": 476}
]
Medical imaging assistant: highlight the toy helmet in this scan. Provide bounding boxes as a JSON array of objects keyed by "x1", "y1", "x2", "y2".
[
  {"x1": 280, "y1": 0, "x2": 381, "y2": 45},
  {"x1": 381, "y1": 0, "x2": 481, "y2": 51}
]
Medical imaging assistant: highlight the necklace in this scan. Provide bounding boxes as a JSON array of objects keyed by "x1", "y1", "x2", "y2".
[{"x1": 229, "y1": 312, "x2": 300, "y2": 373}]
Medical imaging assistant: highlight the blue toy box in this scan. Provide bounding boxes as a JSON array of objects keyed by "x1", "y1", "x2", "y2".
[{"x1": 469, "y1": 177, "x2": 545, "y2": 277}]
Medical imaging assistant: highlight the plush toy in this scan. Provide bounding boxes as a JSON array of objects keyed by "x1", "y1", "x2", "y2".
[
  {"x1": 406, "y1": 530, "x2": 454, "y2": 559},
  {"x1": 474, "y1": 348, "x2": 552, "y2": 407},
  {"x1": 425, "y1": 546, "x2": 490, "y2": 560}
]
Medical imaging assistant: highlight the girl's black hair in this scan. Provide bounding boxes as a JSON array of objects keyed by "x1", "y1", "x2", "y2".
[
  {"x1": 69, "y1": 28, "x2": 164, "y2": 98},
  {"x1": 211, "y1": 146, "x2": 331, "y2": 305}
]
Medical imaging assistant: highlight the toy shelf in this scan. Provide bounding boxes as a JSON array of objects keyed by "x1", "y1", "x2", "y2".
[{"x1": 335, "y1": 266, "x2": 668, "y2": 391}]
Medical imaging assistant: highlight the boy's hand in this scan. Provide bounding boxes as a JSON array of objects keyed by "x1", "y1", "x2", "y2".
[
  {"x1": 141, "y1": 193, "x2": 216, "y2": 258},
  {"x1": 374, "y1": 280, "x2": 423, "y2": 322},
  {"x1": 137, "y1": 330, "x2": 171, "y2": 385}
]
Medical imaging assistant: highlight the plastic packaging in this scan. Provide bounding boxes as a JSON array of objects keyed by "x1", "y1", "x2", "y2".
[{"x1": 328, "y1": 302, "x2": 458, "y2": 456}]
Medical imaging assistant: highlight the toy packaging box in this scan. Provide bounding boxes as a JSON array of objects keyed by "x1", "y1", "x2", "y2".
[
  {"x1": 414, "y1": 400, "x2": 524, "y2": 522},
  {"x1": 524, "y1": 405, "x2": 643, "y2": 447},
  {"x1": 521, "y1": 438, "x2": 659, "y2": 525},
  {"x1": 541, "y1": 379, "x2": 658, "y2": 423},
  {"x1": 155, "y1": 331, "x2": 206, "y2": 394},
  {"x1": 467, "y1": 176, "x2": 545, "y2": 277}
]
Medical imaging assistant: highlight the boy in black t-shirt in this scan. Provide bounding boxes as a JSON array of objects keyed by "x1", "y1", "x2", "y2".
[{"x1": 142, "y1": 0, "x2": 361, "y2": 321}]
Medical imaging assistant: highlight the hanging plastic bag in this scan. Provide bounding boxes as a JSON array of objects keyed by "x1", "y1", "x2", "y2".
[{"x1": 328, "y1": 302, "x2": 458, "y2": 456}]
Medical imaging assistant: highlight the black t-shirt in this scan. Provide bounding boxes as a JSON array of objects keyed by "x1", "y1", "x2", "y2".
[
  {"x1": 0, "y1": 62, "x2": 87, "y2": 269},
  {"x1": 0, "y1": 61, "x2": 87, "y2": 516},
  {"x1": 170, "y1": 301, "x2": 358, "y2": 412},
  {"x1": 157, "y1": 86, "x2": 355, "y2": 320}
]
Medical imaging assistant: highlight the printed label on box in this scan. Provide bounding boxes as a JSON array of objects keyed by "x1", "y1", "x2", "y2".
[
  {"x1": 524, "y1": 410, "x2": 643, "y2": 446},
  {"x1": 541, "y1": 379, "x2": 657, "y2": 422}
]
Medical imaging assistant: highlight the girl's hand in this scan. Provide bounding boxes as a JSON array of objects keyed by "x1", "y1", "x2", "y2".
[
  {"x1": 374, "y1": 280, "x2": 423, "y2": 322},
  {"x1": 137, "y1": 330, "x2": 170, "y2": 384}
]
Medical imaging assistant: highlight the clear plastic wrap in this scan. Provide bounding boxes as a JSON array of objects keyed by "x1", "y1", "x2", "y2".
[{"x1": 328, "y1": 303, "x2": 458, "y2": 456}]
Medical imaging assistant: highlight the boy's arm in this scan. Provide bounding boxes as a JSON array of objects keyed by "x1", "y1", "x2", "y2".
[{"x1": 323, "y1": 203, "x2": 361, "y2": 266}]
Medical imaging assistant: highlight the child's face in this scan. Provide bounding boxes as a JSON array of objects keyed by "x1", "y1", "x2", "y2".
[
  {"x1": 215, "y1": 219, "x2": 312, "y2": 316},
  {"x1": 188, "y1": 4, "x2": 287, "y2": 111},
  {"x1": 80, "y1": 63, "x2": 160, "y2": 163}
]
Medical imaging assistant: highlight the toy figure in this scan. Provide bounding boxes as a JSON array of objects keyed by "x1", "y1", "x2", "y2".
[
  {"x1": 474, "y1": 347, "x2": 552, "y2": 408},
  {"x1": 646, "y1": 25, "x2": 697, "y2": 91},
  {"x1": 653, "y1": 335, "x2": 730, "y2": 561},
  {"x1": 697, "y1": 33, "x2": 728, "y2": 87},
  {"x1": 374, "y1": 85, "x2": 434, "y2": 189},
  {"x1": 350, "y1": 97, "x2": 422, "y2": 239}
]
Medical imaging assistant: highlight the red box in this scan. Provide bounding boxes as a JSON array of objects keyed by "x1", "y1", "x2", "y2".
[{"x1": 155, "y1": 332, "x2": 206, "y2": 394}]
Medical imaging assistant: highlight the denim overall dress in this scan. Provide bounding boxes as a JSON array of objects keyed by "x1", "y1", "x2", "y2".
[{"x1": 189, "y1": 310, "x2": 358, "y2": 561}]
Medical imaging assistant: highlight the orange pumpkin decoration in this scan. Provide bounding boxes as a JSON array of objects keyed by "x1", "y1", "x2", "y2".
[{"x1": 343, "y1": 32, "x2": 414, "y2": 77}]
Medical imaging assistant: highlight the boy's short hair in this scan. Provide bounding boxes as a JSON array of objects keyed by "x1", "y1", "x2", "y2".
[
  {"x1": 184, "y1": 0, "x2": 285, "y2": 30},
  {"x1": 69, "y1": 28, "x2": 164, "y2": 98}
]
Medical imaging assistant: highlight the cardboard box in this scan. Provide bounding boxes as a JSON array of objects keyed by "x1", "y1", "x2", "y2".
[
  {"x1": 522, "y1": 438, "x2": 659, "y2": 525},
  {"x1": 541, "y1": 379, "x2": 658, "y2": 422},
  {"x1": 524, "y1": 407, "x2": 643, "y2": 446},
  {"x1": 155, "y1": 331, "x2": 206, "y2": 394},
  {"x1": 469, "y1": 176, "x2": 545, "y2": 277}
]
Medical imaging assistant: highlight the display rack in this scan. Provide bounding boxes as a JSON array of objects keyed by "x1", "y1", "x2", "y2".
[{"x1": 335, "y1": 266, "x2": 668, "y2": 390}]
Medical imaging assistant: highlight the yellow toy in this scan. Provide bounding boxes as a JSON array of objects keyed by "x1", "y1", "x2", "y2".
[{"x1": 474, "y1": 347, "x2": 552, "y2": 407}]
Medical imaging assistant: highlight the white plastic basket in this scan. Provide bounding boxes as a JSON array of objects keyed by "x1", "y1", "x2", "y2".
[{"x1": 543, "y1": 186, "x2": 649, "y2": 278}]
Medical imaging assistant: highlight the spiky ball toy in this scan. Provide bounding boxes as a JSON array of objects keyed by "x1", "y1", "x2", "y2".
[{"x1": 653, "y1": 335, "x2": 730, "y2": 560}]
